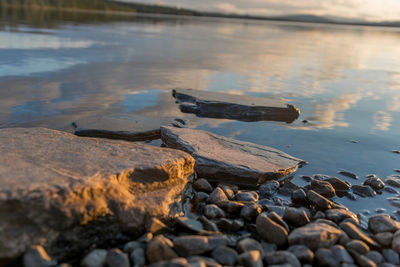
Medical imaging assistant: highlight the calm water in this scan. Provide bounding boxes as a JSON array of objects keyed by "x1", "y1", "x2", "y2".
[{"x1": 1, "y1": 11, "x2": 399, "y2": 216}]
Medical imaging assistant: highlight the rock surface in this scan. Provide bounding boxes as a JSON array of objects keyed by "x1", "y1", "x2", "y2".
[
  {"x1": 172, "y1": 88, "x2": 300, "y2": 123},
  {"x1": 0, "y1": 127, "x2": 195, "y2": 261},
  {"x1": 160, "y1": 126, "x2": 303, "y2": 185}
]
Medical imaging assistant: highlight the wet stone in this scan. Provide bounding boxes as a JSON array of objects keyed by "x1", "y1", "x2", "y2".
[
  {"x1": 193, "y1": 178, "x2": 213, "y2": 193},
  {"x1": 236, "y1": 191, "x2": 259, "y2": 202},
  {"x1": 240, "y1": 203, "x2": 262, "y2": 221},
  {"x1": 187, "y1": 256, "x2": 219, "y2": 267},
  {"x1": 307, "y1": 190, "x2": 334, "y2": 210},
  {"x1": 363, "y1": 176, "x2": 385, "y2": 191},
  {"x1": 339, "y1": 222, "x2": 377, "y2": 248},
  {"x1": 382, "y1": 249, "x2": 400, "y2": 265},
  {"x1": 310, "y1": 179, "x2": 336, "y2": 198},
  {"x1": 325, "y1": 209, "x2": 359, "y2": 224},
  {"x1": 204, "y1": 204, "x2": 226, "y2": 219},
  {"x1": 216, "y1": 218, "x2": 244, "y2": 232},
  {"x1": 283, "y1": 207, "x2": 310, "y2": 227},
  {"x1": 373, "y1": 232, "x2": 393, "y2": 247},
  {"x1": 198, "y1": 216, "x2": 219, "y2": 232},
  {"x1": 147, "y1": 218, "x2": 168, "y2": 235},
  {"x1": 123, "y1": 241, "x2": 143, "y2": 254},
  {"x1": 176, "y1": 217, "x2": 204, "y2": 233},
  {"x1": 277, "y1": 181, "x2": 300, "y2": 196},
  {"x1": 268, "y1": 211, "x2": 290, "y2": 232},
  {"x1": 237, "y1": 238, "x2": 263, "y2": 256},
  {"x1": 106, "y1": 249, "x2": 130, "y2": 267},
  {"x1": 346, "y1": 240, "x2": 370, "y2": 254},
  {"x1": 207, "y1": 188, "x2": 228, "y2": 204},
  {"x1": 81, "y1": 249, "x2": 108, "y2": 267},
  {"x1": 219, "y1": 184, "x2": 237, "y2": 200},
  {"x1": 173, "y1": 235, "x2": 228, "y2": 257},
  {"x1": 23, "y1": 245, "x2": 56, "y2": 267},
  {"x1": 291, "y1": 188, "x2": 308, "y2": 205},
  {"x1": 146, "y1": 235, "x2": 178, "y2": 264},
  {"x1": 368, "y1": 214, "x2": 400, "y2": 234},
  {"x1": 215, "y1": 200, "x2": 245, "y2": 214},
  {"x1": 259, "y1": 181, "x2": 280, "y2": 198},
  {"x1": 353, "y1": 254, "x2": 377, "y2": 267},
  {"x1": 237, "y1": 250, "x2": 263, "y2": 267},
  {"x1": 392, "y1": 229, "x2": 400, "y2": 253},
  {"x1": 263, "y1": 251, "x2": 301, "y2": 267},
  {"x1": 351, "y1": 185, "x2": 376, "y2": 197},
  {"x1": 331, "y1": 245, "x2": 354, "y2": 264},
  {"x1": 300, "y1": 175, "x2": 313, "y2": 182},
  {"x1": 287, "y1": 245, "x2": 314, "y2": 263},
  {"x1": 365, "y1": 251, "x2": 384, "y2": 265},
  {"x1": 211, "y1": 246, "x2": 238, "y2": 266},
  {"x1": 264, "y1": 205, "x2": 285, "y2": 217},
  {"x1": 315, "y1": 248, "x2": 340, "y2": 267},
  {"x1": 149, "y1": 258, "x2": 190, "y2": 267},
  {"x1": 256, "y1": 213, "x2": 288, "y2": 246},
  {"x1": 338, "y1": 170, "x2": 359, "y2": 179},
  {"x1": 131, "y1": 248, "x2": 145, "y2": 267},
  {"x1": 385, "y1": 176, "x2": 400, "y2": 188}
]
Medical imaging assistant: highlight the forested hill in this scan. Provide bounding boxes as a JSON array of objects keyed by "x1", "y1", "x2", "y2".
[{"x1": 0, "y1": 0, "x2": 200, "y2": 16}]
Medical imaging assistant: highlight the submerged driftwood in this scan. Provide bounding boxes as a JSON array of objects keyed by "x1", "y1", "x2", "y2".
[{"x1": 173, "y1": 88, "x2": 300, "y2": 123}]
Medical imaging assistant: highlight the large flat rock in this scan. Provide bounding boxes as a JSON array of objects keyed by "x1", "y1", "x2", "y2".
[
  {"x1": 73, "y1": 114, "x2": 187, "y2": 142},
  {"x1": 173, "y1": 88, "x2": 300, "y2": 123},
  {"x1": 160, "y1": 126, "x2": 304, "y2": 186},
  {"x1": 0, "y1": 128, "x2": 194, "y2": 261}
]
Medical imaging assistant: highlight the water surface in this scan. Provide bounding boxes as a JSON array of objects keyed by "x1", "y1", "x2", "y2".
[{"x1": 1, "y1": 10, "x2": 399, "y2": 216}]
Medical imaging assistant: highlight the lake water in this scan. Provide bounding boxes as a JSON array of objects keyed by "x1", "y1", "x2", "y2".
[{"x1": 1, "y1": 10, "x2": 399, "y2": 216}]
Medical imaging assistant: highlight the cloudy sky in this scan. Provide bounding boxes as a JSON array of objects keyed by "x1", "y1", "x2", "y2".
[{"x1": 126, "y1": 0, "x2": 400, "y2": 21}]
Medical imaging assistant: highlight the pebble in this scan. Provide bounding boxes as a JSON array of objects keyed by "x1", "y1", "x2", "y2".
[
  {"x1": 198, "y1": 216, "x2": 219, "y2": 232},
  {"x1": 204, "y1": 204, "x2": 225, "y2": 219},
  {"x1": 207, "y1": 188, "x2": 228, "y2": 204},
  {"x1": 338, "y1": 170, "x2": 359, "y2": 179},
  {"x1": 211, "y1": 246, "x2": 238, "y2": 266},
  {"x1": 291, "y1": 188, "x2": 308, "y2": 205},
  {"x1": 146, "y1": 235, "x2": 178, "y2": 263},
  {"x1": 368, "y1": 214, "x2": 400, "y2": 234},
  {"x1": 392, "y1": 229, "x2": 400, "y2": 253},
  {"x1": 277, "y1": 181, "x2": 300, "y2": 196},
  {"x1": 173, "y1": 236, "x2": 210, "y2": 257},
  {"x1": 256, "y1": 213, "x2": 288, "y2": 246},
  {"x1": 315, "y1": 248, "x2": 340, "y2": 267},
  {"x1": 236, "y1": 191, "x2": 259, "y2": 202},
  {"x1": 147, "y1": 218, "x2": 168, "y2": 234},
  {"x1": 131, "y1": 247, "x2": 145, "y2": 267},
  {"x1": 310, "y1": 179, "x2": 336, "y2": 198},
  {"x1": 216, "y1": 218, "x2": 244, "y2": 232},
  {"x1": 123, "y1": 241, "x2": 143, "y2": 253},
  {"x1": 176, "y1": 217, "x2": 204, "y2": 233},
  {"x1": 193, "y1": 178, "x2": 213, "y2": 193},
  {"x1": 215, "y1": 200, "x2": 244, "y2": 214},
  {"x1": 331, "y1": 245, "x2": 354, "y2": 264},
  {"x1": 240, "y1": 203, "x2": 262, "y2": 221},
  {"x1": 326, "y1": 177, "x2": 351, "y2": 191},
  {"x1": 386, "y1": 176, "x2": 400, "y2": 188},
  {"x1": 219, "y1": 184, "x2": 238, "y2": 199},
  {"x1": 237, "y1": 250, "x2": 263, "y2": 267},
  {"x1": 382, "y1": 249, "x2": 400, "y2": 265},
  {"x1": 287, "y1": 245, "x2": 314, "y2": 263},
  {"x1": 237, "y1": 238, "x2": 263, "y2": 256},
  {"x1": 265, "y1": 205, "x2": 285, "y2": 217},
  {"x1": 288, "y1": 222, "x2": 342, "y2": 251},
  {"x1": 363, "y1": 176, "x2": 385, "y2": 191},
  {"x1": 346, "y1": 240, "x2": 370, "y2": 254},
  {"x1": 353, "y1": 254, "x2": 377, "y2": 267},
  {"x1": 300, "y1": 175, "x2": 313, "y2": 182},
  {"x1": 149, "y1": 258, "x2": 190, "y2": 267},
  {"x1": 339, "y1": 222, "x2": 377, "y2": 248},
  {"x1": 365, "y1": 251, "x2": 384, "y2": 264},
  {"x1": 259, "y1": 181, "x2": 280, "y2": 198},
  {"x1": 373, "y1": 232, "x2": 393, "y2": 247},
  {"x1": 263, "y1": 251, "x2": 301, "y2": 267},
  {"x1": 23, "y1": 245, "x2": 56, "y2": 267},
  {"x1": 268, "y1": 211, "x2": 290, "y2": 231},
  {"x1": 187, "y1": 256, "x2": 220, "y2": 267},
  {"x1": 307, "y1": 190, "x2": 333, "y2": 210},
  {"x1": 106, "y1": 249, "x2": 130, "y2": 267},
  {"x1": 81, "y1": 249, "x2": 107, "y2": 267},
  {"x1": 325, "y1": 209, "x2": 359, "y2": 224},
  {"x1": 283, "y1": 207, "x2": 310, "y2": 227},
  {"x1": 261, "y1": 241, "x2": 277, "y2": 254},
  {"x1": 351, "y1": 185, "x2": 376, "y2": 197},
  {"x1": 385, "y1": 187, "x2": 399, "y2": 194}
]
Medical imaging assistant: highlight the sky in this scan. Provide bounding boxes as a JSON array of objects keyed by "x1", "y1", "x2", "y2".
[{"x1": 124, "y1": 0, "x2": 400, "y2": 21}]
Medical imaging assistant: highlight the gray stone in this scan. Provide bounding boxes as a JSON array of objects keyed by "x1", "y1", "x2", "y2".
[
  {"x1": 339, "y1": 222, "x2": 378, "y2": 248},
  {"x1": 173, "y1": 236, "x2": 228, "y2": 257},
  {"x1": 218, "y1": 184, "x2": 238, "y2": 200},
  {"x1": 288, "y1": 222, "x2": 342, "y2": 251},
  {"x1": 392, "y1": 229, "x2": 400, "y2": 253},
  {"x1": 80, "y1": 249, "x2": 107, "y2": 267},
  {"x1": 326, "y1": 177, "x2": 351, "y2": 191},
  {"x1": 204, "y1": 204, "x2": 226, "y2": 219},
  {"x1": 187, "y1": 256, "x2": 220, "y2": 267},
  {"x1": 287, "y1": 245, "x2": 314, "y2": 263},
  {"x1": 237, "y1": 250, "x2": 263, "y2": 267},
  {"x1": 198, "y1": 216, "x2": 219, "y2": 232},
  {"x1": 283, "y1": 207, "x2": 310, "y2": 227},
  {"x1": 160, "y1": 126, "x2": 303, "y2": 186},
  {"x1": 373, "y1": 232, "x2": 393, "y2": 247},
  {"x1": 365, "y1": 251, "x2": 384, "y2": 264},
  {"x1": 148, "y1": 258, "x2": 190, "y2": 267},
  {"x1": 326, "y1": 209, "x2": 359, "y2": 224},
  {"x1": 106, "y1": 249, "x2": 130, "y2": 267},
  {"x1": 386, "y1": 176, "x2": 400, "y2": 188},
  {"x1": 211, "y1": 246, "x2": 238, "y2": 266},
  {"x1": 216, "y1": 218, "x2": 244, "y2": 232},
  {"x1": 259, "y1": 181, "x2": 280, "y2": 198},
  {"x1": 215, "y1": 200, "x2": 244, "y2": 214},
  {"x1": 237, "y1": 238, "x2": 263, "y2": 256},
  {"x1": 331, "y1": 245, "x2": 353, "y2": 264},
  {"x1": 263, "y1": 251, "x2": 301, "y2": 267},
  {"x1": 23, "y1": 245, "x2": 56, "y2": 267},
  {"x1": 236, "y1": 191, "x2": 259, "y2": 202},
  {"x1": 147, "y1": 218, "x2": 168, "y2": 235},
  {"x1": 240, "y1": 203, "x2": 262, "y2": 221},
  {"x1": 307, "y1": 190, "x2": 334, "y2": 210},
  {"x1": 311, "y1": 179, "x2": 336, "y2": 198},
  {"x1": 146, "y1": 235, "x2": 178, "y2": 263},
  {"x1": 256, "y1": 213, "x2": 288, "y2": 246},
  {"x1": 268, "y1": 211, "x2": 289, "y2": 232},
  {"x1": 351, "y1": 185, "x2": 376, "y2": 197},
  {"x1": 368, "y1": 214, "x2": 400, "y2": 234},
  {"x1": 131, "y1": 248, "x2": 145, "y2": 267},
  {"x1": 207, "y1": 188, "x2": 228, "y2": 204},
  {"x1": 0, "y1": 128, "x2": 195, "y2": 260},
  {"x1": 363, "y1": 177, "x2": 385, "y2": 191},
  {"x1": 193, "y1": 179, "x2": 213, "y2": 193},
  {"x1": 291, "y1": 188, "x2": 308, "y2": 205},
  {"x1": 346, "y1": 240, "x2": 370, "y2": 254},
  {"x1": 172, "y1": 88, "x2": 300, "y2": 123},
  {"x1": 338, "y1": 170, "x2": 358, "y2": 180},
  {"x1": 176, "y1": 217, "x2": 204, "y2": 233},
  {"x1": 123, "y1": 241, "x2": 143, "y2": 254},
  {"x1": 382, "y1": 249, "x2": 400, "y2": 265},
  {"x1": 353, "y1": 254, "x2": 376, "y2": 267},
  {"x1": 315, "y1": 248, "x2": 340, "y2": 267}
]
